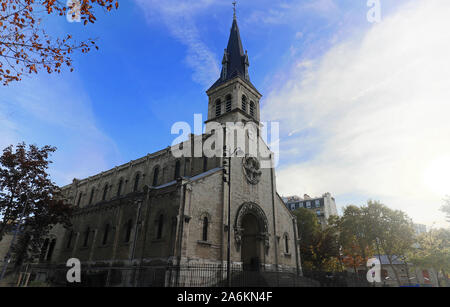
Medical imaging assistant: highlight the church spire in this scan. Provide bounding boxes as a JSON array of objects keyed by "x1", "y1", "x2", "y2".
[{"x1": 208, "y1": 10, "x2": 254, "y2": 92}]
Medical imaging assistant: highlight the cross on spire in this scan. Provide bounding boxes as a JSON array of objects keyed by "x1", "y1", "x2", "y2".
[{"x1": 232, "y1": 1, "x2": 237, "y2": 18}]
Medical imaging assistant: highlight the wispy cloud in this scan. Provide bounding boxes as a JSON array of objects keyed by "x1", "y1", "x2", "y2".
[
  {"x1": 263, "y1": 0, "x2": 450, "y2": 226},
  {"x1": 135, "y1": 0, "x2": 221, "y2": 87}
]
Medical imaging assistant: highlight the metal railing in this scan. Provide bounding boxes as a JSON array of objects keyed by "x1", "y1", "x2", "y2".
[{"x1": 17, "y1": 263, "x2": 370, "y2": 287}]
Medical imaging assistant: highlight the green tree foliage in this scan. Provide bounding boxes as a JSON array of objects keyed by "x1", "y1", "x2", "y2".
[
  {"x1": 0, "y1": 142, "x2": 73, "y2": 264},
  {"x1": 293, "y1": 208, "x2": 341, "y2": 271},
  {"x1": 330, "y1": 208, "x2": 373, "y2": 274},
  {"x1": 362, "y1": 200, "x2": 415, "y2": 286},
  {"x1": 441, "y1": 196, "x2": 450, "y2": 223},
  {"x1": 331, "y1": 201, "x2": 415, "y2": 286},
  {"x1": 292, "y1": 207, "x2": 320, "y2": 244},
  {"x1": 408, "y1": 228, "x2": 450, "y2": 287}
]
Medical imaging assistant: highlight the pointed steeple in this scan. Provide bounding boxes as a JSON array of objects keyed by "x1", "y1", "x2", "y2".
[
  {"x1": 225, "y1": 17, "x2": 245, "y2": 80},
  {"x1": 208, "y1": 15, "x2": 256, "y2": 92}
]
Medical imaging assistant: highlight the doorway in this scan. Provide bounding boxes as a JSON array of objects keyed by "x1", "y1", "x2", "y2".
[{"x1": 241, "y1": 214, "x2": 261, "y2": 271}]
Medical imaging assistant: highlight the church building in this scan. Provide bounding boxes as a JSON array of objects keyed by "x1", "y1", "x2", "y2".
[{"x1": 41, "y1": 12, "x2": 302, "y2": 286}]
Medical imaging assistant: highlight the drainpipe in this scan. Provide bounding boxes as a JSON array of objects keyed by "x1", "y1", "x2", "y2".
[{"x1": 292, "y1": 217, "x2": 301, "y2": 276}]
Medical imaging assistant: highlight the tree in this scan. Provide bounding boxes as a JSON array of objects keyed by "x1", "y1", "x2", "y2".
[
  {"x1": 0, "y1": 142, "x2": 73, "y2": 265},
  {"x1": 308, "y1": 225, "x2": 342, "y2": 272},
  {"x1": 408, "y1": 228, "x2": 450, "y2": 287},
  {"x1": 441, "y1": 196, "x2": 450, "y2": 223},
  {"x1": 292, "y1": 207, "x2": 320, "y2": 244},
  {"x1": 364, "y1": 201, "x2": 415, "y2": 286},
  {"x1": 337, "y1": 205, "x2": 375, "y2": 273},
  {"x1": 0, "y1": 0, "x2": 119, "y2": 85},
  {"x1": 293, "y1": 208, "x2": 341, "y2": 271}
]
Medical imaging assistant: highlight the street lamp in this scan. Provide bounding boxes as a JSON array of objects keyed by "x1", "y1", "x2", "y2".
[{"x1": 223, "y1": 146, "x2": 244, "y2": 287}]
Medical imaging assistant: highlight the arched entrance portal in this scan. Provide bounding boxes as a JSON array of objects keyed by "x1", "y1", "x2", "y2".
[
  {"x1": 234, "y1": 203, "x2": 270, "y2": 272},
  {"x1": 241, "y1": 214, "x2": 261, "y2": 271}
]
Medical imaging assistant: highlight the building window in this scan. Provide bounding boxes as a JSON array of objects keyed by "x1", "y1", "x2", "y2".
[
  {"x1": 315, "y1": 200, "x2": 320, "y2": 207},
  {"x1": 284, "y1": 235, "x2": 289, "y2": 254},
  {"x1": 202, "y1": 217, "x2": 209, "y2": 241},
  {"x1": 46, "y1": 239, "x2": 56, "y2": 261},
  {"x1": 225, "y1": 95, "x2": 232, "y2": 112},
  {"x1": 153, "y1": 167, "x2": 159, "y2": 186},
  {"x1": 124, "y1": 219, "x2": 133, "y2": 243},
  {"x1": 156, "y1": 214, "x2": 164, "y2": 239},
  {"x1": 316, "y1": 210, "x2": 321, "y2": 216},
  {"x1": 40, "y1": 238, "x2": 49, "y2": 261},
  {"x1": 83, "y1": 227, "x2": 90, "y2": 247},
  {"x1": 133, "y1": 173, "x2": 140, "y2": 192},
  {"x1": 250, "y1": 101, "x2": 255, "y2": 117},
  {"x1": 242, "y1": 95, "x2": 247, "y2": 112},
  {"x1": 306, "y1": 201, "x2": 311, "y2": 208},
  {"x1": 102, "y1": 183, "x2": 108, "y2": 201},
  {"x1": 77, "y1": 193, "x2": 82, "y2": 207},
  {"x1": 88, "y1": 188, "x2": 95, "y2": 205},
  {"x1": 117, "y1": 179, "x2": 123, "y2": 197},
  {"x1": 174, "y1": 160, "x2": 181, "y2": 180},
  {"x1": 102, "y1": 224, "x2": 110, "y2": 245},
  {"x1": 66, "y1": 230, "x2": 73, "y2": 249},
  {"x1": 215, "y1": 100, "x2": 221, "y2": 117}
]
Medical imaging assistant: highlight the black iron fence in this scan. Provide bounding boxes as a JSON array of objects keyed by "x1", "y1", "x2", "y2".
[{"x1": 19, "y1": 263, "x2": 370, "y2": 287}]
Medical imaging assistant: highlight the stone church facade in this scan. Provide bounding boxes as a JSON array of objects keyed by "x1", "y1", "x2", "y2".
[{"x1": 42, "y1": 15, "x2": 302, "y2": 280}]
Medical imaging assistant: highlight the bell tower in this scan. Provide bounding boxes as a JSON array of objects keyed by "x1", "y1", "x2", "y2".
[{"x1": 205, "y1": 13, "x2": 262, "y2": 126}]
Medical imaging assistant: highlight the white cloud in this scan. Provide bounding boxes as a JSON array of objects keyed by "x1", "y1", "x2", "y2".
[
  {"x1": 135, "y1": 0, "x2": 221, "y2": 87},
  {"x1": 263, "y1": 0, "x2": 450, "y2": 227}
]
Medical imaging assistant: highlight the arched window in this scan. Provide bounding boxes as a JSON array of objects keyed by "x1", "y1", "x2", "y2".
[
  {"x1": 153, "y1": 167, "x2": 159, "y2": 186},
  {"x1": 102, "y1": 183, "x2": 108, "y2": 201},
  {"x1": 124, "y1": 219, "x2": 133, "y2": 243},
  {"x1": 102, "y1": 224, "x2": 110, "y2": 245},
  {"x1": 242, "y1": 95, "x2": 247, "y2": 112},
  {"x1": 284, "y1": 235, "x2": 289, "y2": 254},
  {"x1": 215, "y1": 99, "x2": 221, "y2": 117},
  {"x1": 77, "y1": 192, "x2": 82, "y2": 207},
  {"x1": 117, "y1": 179, "x2": 123, "y2": 197},
  {"x1": 202, "y1": 217, "x2": 209, "y2": 241},
  {"x1": 88, "y1": 188, "x2": 95, "y2": 205},
  {"x1": 174, "y1": 160, "x2": 181, "y2": 179},
  {"x1": 66, "y1": 230, "x2": 73, "y2": 249},
  {"x1": 133, "y1": 173, "x2": 140, "y2": 192},
  {"x1": 40, "y1": 238, "x2": 49, "y2": 261},
  {"x1": 250, "y1": 101, "x2": 255, "y2": 117},
  {"x1": 156, "y1": 214, "x2": 164, "y2": 239},
  {"x1": 83, "y1": 227, "x2": 90, "y2": 247},
  {"x1": 225, "y1": 95, "x2": 232, "y2": 112},
  {"x1": 46, "y1": 239, "x2": 56, "y2": 261}
]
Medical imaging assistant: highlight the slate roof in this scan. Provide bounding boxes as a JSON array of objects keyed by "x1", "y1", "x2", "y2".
[{"x1": 207, "y1": 16, "x2": 259, "y2": 93}]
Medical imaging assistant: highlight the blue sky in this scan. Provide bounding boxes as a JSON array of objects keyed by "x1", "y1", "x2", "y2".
[{"x1": 1, "y1": 0, "x2": 449, "y2": 227}]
